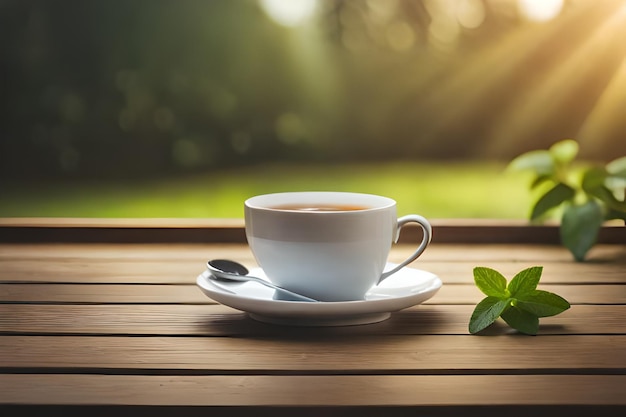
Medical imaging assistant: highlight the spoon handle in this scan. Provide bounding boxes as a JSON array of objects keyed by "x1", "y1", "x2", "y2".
[
  {"x1": 209, "y1": 273, "x2": 317, "y2": 302},
  {"x1": 249, "y1": 277, "x2": 318, "y2": 302}
]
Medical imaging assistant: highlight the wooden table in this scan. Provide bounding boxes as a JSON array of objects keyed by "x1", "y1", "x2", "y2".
[{"x1": 1, "y1": 219, "x2": 625, "y2": 416}]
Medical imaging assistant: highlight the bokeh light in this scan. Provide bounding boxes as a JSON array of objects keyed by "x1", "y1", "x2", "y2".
[
  {"x1": 517, "y1": 0, "x2": 564, "y2": 22},
  {"x1": 259, "y1": 0, "x2": 317, "y2": 27},
  {"x1": 2, "y1": 0, "x2": 625, "y2": 184}
]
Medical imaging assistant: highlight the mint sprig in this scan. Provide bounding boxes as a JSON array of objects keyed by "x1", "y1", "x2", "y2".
[{"x1": 469, "y1": 266, "x2": 570, "y2": 335}]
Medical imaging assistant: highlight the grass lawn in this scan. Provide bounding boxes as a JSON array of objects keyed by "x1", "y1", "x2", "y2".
[{"x1": 0, "y1": 161, "x2": 534, "y2": 219}]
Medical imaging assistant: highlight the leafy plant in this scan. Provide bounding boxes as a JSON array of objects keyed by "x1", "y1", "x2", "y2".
[
  {"x1": 469, "y1": 266, "x2": 570, "y2": 335},
  {"x1": 508, "y1": 139, "x2": 626, "y2": 261}
]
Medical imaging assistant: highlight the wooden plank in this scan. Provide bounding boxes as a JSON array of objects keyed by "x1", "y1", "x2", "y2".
[
  {"x1": 1, "y1": 283, "x2": 624, "y2": 305},
  {"x1": 1, "y1": 374, "x2": 625, "y2": 406},
  {"x1": 2, "y1": 405, "x2": 621, "y2": 417},
  {"x1": 0, "y1": 261, "x2": 623, "y2": 284},
  {"x1": 0, "y1": 283, "x2": 214, "y2": 304},
  {"x1": 1, "y1": 243, "x2": 624, "y2": 263},
  {"x1": 0, "y1": 218, "x2": 247, "y2": 244},
  {"x1": 395, "y1": 243, "x2": 626, "y2": 263},
  {"x1": 0, "y1": 218, "x2": 624, "y2": 244},
  {"x1": 420, "y1": 262, "x2": 626, "y2": 284},
  {"x1": 433, "y1": 284, "x2": 626, "y2": 305},
  {"x1": 0, "y1": 304, "x2": 623, "y2": 336},
  {"x1": 0, "y1": 243, "x2": 251, "y2": 261},
  {"x1": 1, "y1": 245, "x2": 624, "y2": 284},
  {"x1": 1, "y1": 335, "x2": 624, "y2": 373}
]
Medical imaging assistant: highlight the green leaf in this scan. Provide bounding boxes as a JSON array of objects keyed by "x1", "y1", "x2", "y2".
[
  {"x1": 560, "y1": 201, "x2": 603, "y2": 261},
  {"x1": 515, "y1": 290, "x2": 571, "y2": 317},
  {"x1": 501, "y1": 306, "x2": 539, "y2": 335},
  {"x1": 580, "y1": 166, "x2": 626, "y2": 212},
  {"x1": 508, "y1": 150, "x2": 554, "y2": 175},
  {"x1": 530, "y1": 174, "x2": 553, "y2": 189},
  {"x1": 606, "y1": 156, "x2": 626, "y2": 179},
  {"x1": 581, "y1": 167, "x2": 608, "y2": 192},
  {"x1": 605, "y1": 157, "x2": 626, "y2": 195},
  {"x1": 549, "y1": 139, "x2": 579, "y2": 165},
  {"x1": 469, "y1": 296, "x2": 510, "y2": 334},
  {"x1": 605, "y1": 176, "x2": 626, "y2": 195},
  {"x1": 469, "y1": 266, "x2": 571, "y2": 336},
  {"x1": 507, "y1": 266, "x2": 543, "y2": 296},
  {"x1": 531, "y1": 183, "x2": 576, "y2": 220},
  {"x1": 581, "y1": 167, "x2": 626, "y2": 211},
  {"x1": 587, "y1": 185, "x2": 626, "y2": 212},
  {"x1": 473, "y1": 267, "x2": 508, "y2": 297}
]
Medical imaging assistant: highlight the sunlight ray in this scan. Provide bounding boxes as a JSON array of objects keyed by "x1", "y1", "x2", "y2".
[
  {"x1": 577, "y1": 4, "x2": 626, "y2": 155},
  {"x1": 402, "y1": 1, "x2": 604, "y2": 150},
  {"x1": 399, "y1": 21, "x2": 565, "y2": 147},
  {"x1": 483, "y1": 1, "x2": 626, "y2": 156},
  {"x1": 577, "y1": 55, "x2": 626, "y2": 154}
]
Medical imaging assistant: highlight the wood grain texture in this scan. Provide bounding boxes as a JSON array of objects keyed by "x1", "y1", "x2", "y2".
[
  {"x1": 2, "y1": 242, "x2": 624, "y2": 262},
  {"x1": 2, "y1": 374, "x2": 625, "y2": 406},
  {"x1": 1, "y1": 218, "x2": 624, "y2": 244},
  {"x1": 0, "y1": 304, "x2": 624, "y2": 336},
  {"x1": 1, "y1": 238, "x2": 625, "y2": 414},
  {"x1": 1, "y1": 243, "x2": 624, "y2": 285},
  {"x1": 2, "y1": 283, "x2": 624, "y2": 305},
  {"x1": 1, "y1": 335, "x2": 624, "y2": 373}
]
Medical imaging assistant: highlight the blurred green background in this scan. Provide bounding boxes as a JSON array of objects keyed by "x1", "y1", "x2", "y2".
[{"x1": 1, "y1": 0, "x2": 625, "y2": 218}]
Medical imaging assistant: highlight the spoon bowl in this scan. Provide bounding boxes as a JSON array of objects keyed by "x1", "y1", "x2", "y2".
[{"x1": 206, "y1": 259, "x2": 318, "y2": 302}]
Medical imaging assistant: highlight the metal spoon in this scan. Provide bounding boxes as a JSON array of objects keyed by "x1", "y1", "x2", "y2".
[{"x1": 206, "y1": 259, "x2": 318, "y2": 302}]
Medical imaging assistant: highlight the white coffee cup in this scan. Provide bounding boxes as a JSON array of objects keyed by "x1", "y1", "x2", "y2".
[{"x1": 244, "y1": 191, "x2": 432, "y2": 302}]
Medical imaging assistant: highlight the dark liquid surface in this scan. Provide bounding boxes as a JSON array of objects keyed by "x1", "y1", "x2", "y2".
[{"x1": 271, "y1": 204, "x2": 370, "y2": 212}]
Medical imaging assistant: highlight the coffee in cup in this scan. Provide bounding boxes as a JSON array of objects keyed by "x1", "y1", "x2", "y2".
[{"x1": 244, "y1": 192, "x2": 432, "y2": 302}]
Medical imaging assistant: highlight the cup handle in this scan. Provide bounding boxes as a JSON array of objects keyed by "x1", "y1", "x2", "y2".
[{"x1": 378, "y1": 214, "x2": 432, "y2": 284}]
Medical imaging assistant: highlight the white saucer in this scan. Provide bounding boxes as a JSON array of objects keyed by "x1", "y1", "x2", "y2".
[{"x1": 196, "y1": 262, "x2": 442, "y2": 326}]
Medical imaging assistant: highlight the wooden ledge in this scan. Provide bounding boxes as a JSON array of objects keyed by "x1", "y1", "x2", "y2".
[{"x1": 0, "y1": 218, "x2": 623, "y2": 244}]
